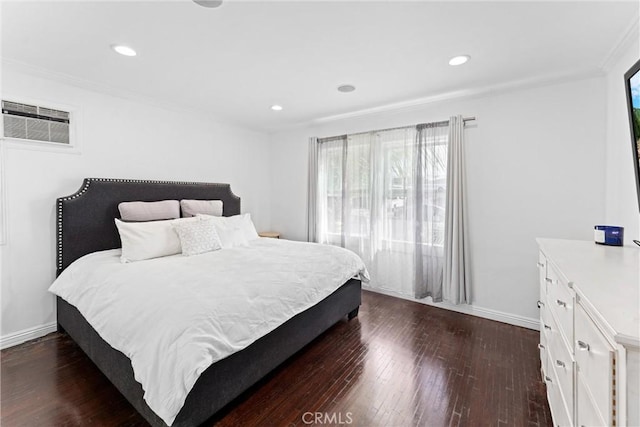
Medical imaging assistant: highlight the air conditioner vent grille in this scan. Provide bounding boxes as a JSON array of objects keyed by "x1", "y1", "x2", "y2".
[{"x1": 2, "y1": 100, "x2": 71, "y2": 145}]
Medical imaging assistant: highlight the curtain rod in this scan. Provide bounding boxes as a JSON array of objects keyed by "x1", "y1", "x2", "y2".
[{"x1": 318, "y1": 116, "x2": 476, "y2": 141}]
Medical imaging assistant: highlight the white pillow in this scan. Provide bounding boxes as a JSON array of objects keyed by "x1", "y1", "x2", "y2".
[
  {"x1": 198, "y1": 213, "x2": 259, "y2": 248},
  {"x1": 235, "y1": 213, "x2": 259, "y2": 241},
  {"x1": 210, "y1": 216, "x2": 249, "y2": 248},
  {"x1": 172, "y1": 216, "x2": 222, "y2": 256},
  {"x1": 115, "y1": 218, "x2": 195, "y2": 263}
]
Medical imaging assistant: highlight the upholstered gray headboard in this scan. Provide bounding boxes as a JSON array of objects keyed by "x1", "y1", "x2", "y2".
[{"x1": 56, "y1": 178, "x2": 241, "y2": 275}]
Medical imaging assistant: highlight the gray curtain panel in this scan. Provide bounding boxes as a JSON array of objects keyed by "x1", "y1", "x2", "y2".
[
  {"x1": 307, "y1": 137, "x2": 318, "y2": 242},
  {"x1": 315, "y1": 135, "x2": 347, "y2": 247},
  {"x1": 443, "y1": 115, "x2": 471, "y2": 304}
]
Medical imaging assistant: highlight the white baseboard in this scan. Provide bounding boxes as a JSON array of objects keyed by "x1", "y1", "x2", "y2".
[
  {"x1": 0, "y1": 322, "x2": 58, "y2": 350},
  {"x1": 362, "y1": 285, "x2": 539, "y2": 331}
]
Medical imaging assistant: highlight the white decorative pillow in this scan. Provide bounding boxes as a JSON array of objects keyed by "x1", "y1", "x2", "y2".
[
  {"x1": 198, "y1": 213, "x2": 259, "y2": 248},
  {"x1": 180, "y1": 199, "x2": 224, "y2": 217},
  {"x1": 118, "y1": 200, "x2": 180, "y2": 222},
  {"x1": 115, "y1": 218, "x2": 183, "y2": 263},
  {"x1": 172, "y1": 216, "x2": 222, "y2": 256},
  {"x1": 211, "y1": 217, "x2": 249, "y2": 248},
  {"x1": 238, "y1": 213, "x2": 260, "y2": 241}
]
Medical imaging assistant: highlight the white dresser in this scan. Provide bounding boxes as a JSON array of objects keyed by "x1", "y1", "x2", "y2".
[{"x1": 537, "y1": 239, "x2": 639, "y2": 427}]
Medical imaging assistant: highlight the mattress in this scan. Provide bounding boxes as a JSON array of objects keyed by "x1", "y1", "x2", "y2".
[{"x1": 49, "y1": 238, "x2": 369, "y2": 426}]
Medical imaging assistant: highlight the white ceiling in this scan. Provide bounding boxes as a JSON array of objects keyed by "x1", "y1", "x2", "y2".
[{"x1": 2, "y1": 1, "x2": 638, "y2": 132}]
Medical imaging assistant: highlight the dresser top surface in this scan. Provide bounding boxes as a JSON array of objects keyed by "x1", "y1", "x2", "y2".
[{"x1": 537, "y1": 238, "x2": 640, "y2": 347}]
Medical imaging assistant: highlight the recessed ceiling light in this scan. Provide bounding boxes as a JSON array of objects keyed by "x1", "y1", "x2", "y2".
[
  {"x1": 337, "y1": 84, "x2": 356, "y2": 93},
  {"x1": 271, "y1": 105, "x2": 283, "y2": 111},
  {"x1": 449, "y1": 55, "x2": 470, "y2": 66},
  {"x1": 111, "y1": 45, "x2": 137, "y2": 57},
  {"x1": 193, "y1": 0, "x2": 223, "y2": 7}
]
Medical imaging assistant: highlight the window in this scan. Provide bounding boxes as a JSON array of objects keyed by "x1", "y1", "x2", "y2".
[
  {"x1": 314, "y1": 123, "x2": 449, "y2": 298},
  {"x1": 316, "y1": 126, "x2": 448, "y2": 246}
]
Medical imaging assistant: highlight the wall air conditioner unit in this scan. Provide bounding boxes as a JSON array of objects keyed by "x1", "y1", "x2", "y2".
[{"x1": 2, "y1": 100, "x2": 70, "y2": 145}]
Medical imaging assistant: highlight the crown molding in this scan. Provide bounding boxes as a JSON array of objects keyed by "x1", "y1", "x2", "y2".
[
  {"x1": 600, "y1": 16, "x2": 640, "y2": 74},
  {"x1": 600, "y1": 16, "x2": 640, "y2": 73},
  {"x1": 0, "y1": 58, "x2": 264, "y2": 133},
  {"x1": 310, "y1": 68, "x2": 604, "y2": 126},
  {"x1": 2, "y1": 58, "x2": 198, "y2": 116},
  {"x1": 2, "y1": 57, "x2": 606, "y2": 136}
]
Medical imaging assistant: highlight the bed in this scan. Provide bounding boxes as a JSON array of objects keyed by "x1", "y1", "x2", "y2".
[{"x1": 53, "y1": 178, "x2": 362, "y2": 427}]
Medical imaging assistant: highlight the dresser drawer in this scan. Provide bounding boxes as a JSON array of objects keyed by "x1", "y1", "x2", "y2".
[
  {"x1": 538, "y1": 252, "x2": 547, "y2": 292},
  {"x1": 539, "y1": 320, "x2": 549, "y2": 377},
  {"x1": 541, "y1": 305, "x2": 554, "y2": 349},
  {"x1": 575, "y1": 304, "x2": 614, "y2": 423},
  {"x1": 541, "y1": 313, "x2": 561, "y2": 392},
  {"x1": 547, "y1": 263, "x2": 574, "y2": 350},
  {"x1": 538, "y1": 300, "x2": 549, "y2": 365},
  {"x1": 545, "y1": 364, "x2": 572, "y2": 427},
  {"x1": 548, "y1": 324, "x2": 574, "y2": 425},
  {"x1": 538, "y1": 252, "x2": 548, "y2": 322},
  {"x1": 538, "y1": 283, "x2": 547, "y2": 315},
  {"x1": 577, "y1": 372, "x2": 606, "y2": 427}
]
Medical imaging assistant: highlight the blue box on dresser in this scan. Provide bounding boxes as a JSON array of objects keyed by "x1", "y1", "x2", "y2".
[{"x1": 594, "y1": 225, "x2": 624, "y2": 246}]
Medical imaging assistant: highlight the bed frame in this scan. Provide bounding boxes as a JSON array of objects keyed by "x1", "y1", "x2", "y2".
[{"x1": 55, "y1": 178, "x2": 361, "y2": 427}]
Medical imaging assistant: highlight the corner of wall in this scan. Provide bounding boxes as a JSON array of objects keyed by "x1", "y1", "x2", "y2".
[{"x1": 603, "y1": 21, "x2": 640, "y2": 238}]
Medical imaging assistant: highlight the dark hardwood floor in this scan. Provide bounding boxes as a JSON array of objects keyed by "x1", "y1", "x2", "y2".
[{"x1": 1, "y1": 291, "x2": 552, "y2": 427}]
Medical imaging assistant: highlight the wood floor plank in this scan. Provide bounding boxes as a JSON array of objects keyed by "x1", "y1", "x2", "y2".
[{"x1": 1, "y1": 290, "x2": 552, "y2": 426}]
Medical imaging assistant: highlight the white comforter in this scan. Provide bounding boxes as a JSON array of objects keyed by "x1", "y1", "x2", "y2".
[{"x1": 49, "y1": 238, "x2": 368, "y2": 426}]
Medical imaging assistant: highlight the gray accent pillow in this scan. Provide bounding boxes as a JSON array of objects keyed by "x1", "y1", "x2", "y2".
[
  {"x1": 180, "y1": 199, "x2": 223, "y2": 217},
  {"x1": 118, "y1": 200, "x2": 180, "y2": 222}
]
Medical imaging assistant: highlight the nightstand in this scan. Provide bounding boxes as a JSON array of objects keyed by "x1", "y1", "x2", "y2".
[{"x1": 258, "y1": 232, "x2": 280, "y2": 239}]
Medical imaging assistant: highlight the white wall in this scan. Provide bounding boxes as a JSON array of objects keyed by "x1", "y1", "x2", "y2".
[
  {"x1": 604, "y1": 36, "x2": 640, "y2": 238},
  {"x1": 0, "y1": 65, "x2": 271, "y2": 343},
  {"x1": 269, "y1": 76, "x2": 607, "y2": 324}
]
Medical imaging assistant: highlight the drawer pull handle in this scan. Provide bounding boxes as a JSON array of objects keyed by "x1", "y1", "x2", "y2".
[
  {"x1": 555, "y1": 360, "x2": 565, "y2": 368},
  {"x1": 545, "y1": 278, "x2": 553, "y2": 283},
  {"x1": 537, "y1": 300, "x2": 544, "y2": 308},
  {"x1": 538, "y1": 343, "x2": 545, "y2": 350},
  {"x1": 577, "y1": 340, "x2": 590, "y2": 351},
  {"x1": 544, "y1": 375, "x2": 552, "y2": 383},
  {"x1": 544, "y1": 324, "x2": 551, "y2": 330},
  {"x1": 537, "y1": 262, "x2": 544, "y2": 267},
  {"x1": 555, "y1": 299, "x2": 567, "y2": 308}
]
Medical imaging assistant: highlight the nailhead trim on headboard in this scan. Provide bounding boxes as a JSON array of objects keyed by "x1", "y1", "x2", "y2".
[{"x1": 56, "y1": 178, "x2": 241, "y2": 274}]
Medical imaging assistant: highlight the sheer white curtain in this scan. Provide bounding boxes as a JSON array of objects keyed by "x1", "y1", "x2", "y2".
[
  {"x1": 414, "y1": 123, "x2": 449, "y2": 300},
  {"x1": 314, "y1": 124, "x2": 449, "y2": 299}
]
